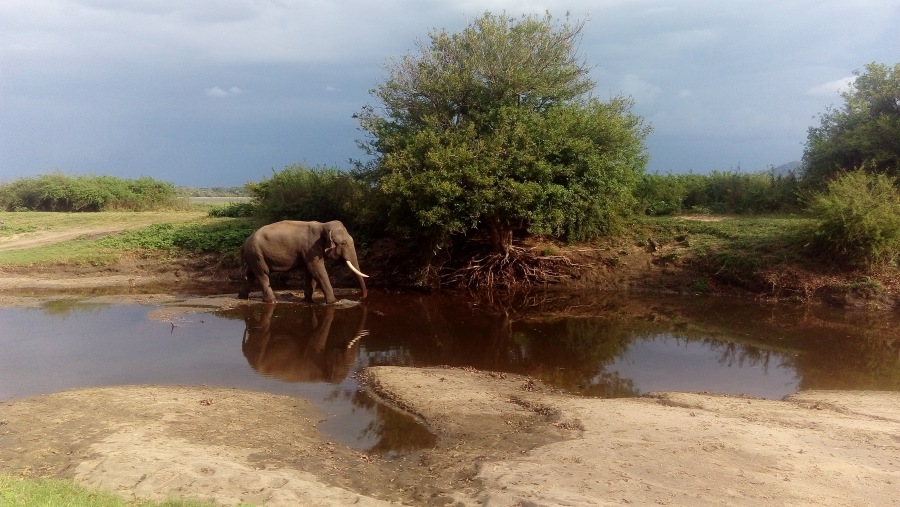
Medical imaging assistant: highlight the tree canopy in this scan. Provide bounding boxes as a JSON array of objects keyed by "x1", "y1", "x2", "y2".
[
  {"x1": 356, "y1": 12, "x2": 651, "y2": 257},
  {"x1": 803, "y1": 62, "x2": 900, "y2": 188}
]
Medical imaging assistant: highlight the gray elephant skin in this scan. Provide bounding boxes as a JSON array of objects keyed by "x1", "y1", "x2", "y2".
[{"x1": 238, "y1": 220, "x2": 368, "y2": 304}]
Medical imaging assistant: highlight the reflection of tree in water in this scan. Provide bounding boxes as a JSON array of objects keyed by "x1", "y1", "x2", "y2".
[
  {"x1": 271, "y1": 289, "x2": 900, "y2": 398},
  {"x1": 514, "y1": 317, "x2": 640, "y2": 397},
  {"x1": 41, "y1": 299, "x2": 111, "y2": 317},
  {"x1": 793, "y1": 331, "x2": 900, "y2": 391},
  {"x1": 702, "y1": 340, "x2": 783, "y2": 373},
  {"x1": 237, "y1": 303, "x2": 367, "y2": 384},
  {"x1": 350, "y1": 390, "x2": 437, "y2": 455}
]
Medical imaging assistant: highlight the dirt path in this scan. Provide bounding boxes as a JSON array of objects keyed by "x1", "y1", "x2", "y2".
[
  {"x1": 0, "y1": 212, "x2": 203, "y2": 252},
  {"x1": 0, "y1": 224, "x2": 126, "y2": 251}
]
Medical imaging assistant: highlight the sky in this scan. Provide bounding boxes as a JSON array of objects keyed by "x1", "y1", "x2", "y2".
[{"x1": 1, "y1": 1, "x2": 898, "y2": 187}]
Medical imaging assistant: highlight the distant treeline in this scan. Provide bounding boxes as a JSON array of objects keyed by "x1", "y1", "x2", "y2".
[
  {"x1": 0, "y1": 173, "x2": 182, "y2": 211},
  {"x1": 214, "y1": 164, "x2": 805, "y2": 225},
  {"x1": 177, "y1": 186, "x2": 249, "y2": 197},
  {"x1": 635, "y1": 169, "x2": 802, "y2": 216}
]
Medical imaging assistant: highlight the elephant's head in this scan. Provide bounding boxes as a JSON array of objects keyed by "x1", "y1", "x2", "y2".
[{"x1": 325, "y1": 223, "x2": 368, "y2": 299}]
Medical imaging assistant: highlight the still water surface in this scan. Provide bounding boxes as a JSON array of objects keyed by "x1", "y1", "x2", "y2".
[{"x1": 2, "y1": 290, "x2": 898, "y2": 452}]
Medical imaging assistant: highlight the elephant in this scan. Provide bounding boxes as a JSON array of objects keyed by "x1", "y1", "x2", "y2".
[
  {"x1": 238, "y1": 220, "x2": 368, "y2": 304},
  {"x1": 240, "y1": 303, "x2": 367, "y2": 383}
]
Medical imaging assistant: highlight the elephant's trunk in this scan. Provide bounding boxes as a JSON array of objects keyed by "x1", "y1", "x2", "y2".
[{"x1": 345, "y1": 259, "x2": 368, "y2": 299}]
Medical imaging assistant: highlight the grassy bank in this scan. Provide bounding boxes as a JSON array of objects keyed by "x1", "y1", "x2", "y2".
[
  {"x1": 630, "y1": 214, "x2": 896, "y2": 302},
  {"x1": 0, "y1": 210, "x2": 260, "y2": 267},
  {"x1": 0, "y1": 209, "x2": 895, "y2": 304},
  {"x1": 0, "y1": 474, "x2": 218, "y2": 506}
]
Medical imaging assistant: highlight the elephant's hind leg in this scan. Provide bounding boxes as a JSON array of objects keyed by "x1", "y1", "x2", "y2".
[{"x1": 238, "y1": 269, "x2": 254, "y2": 299}]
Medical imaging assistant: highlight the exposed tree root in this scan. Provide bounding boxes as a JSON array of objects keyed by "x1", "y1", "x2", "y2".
[{"x1": 441, "y1": 245, "x2": 581, "y2": 291}]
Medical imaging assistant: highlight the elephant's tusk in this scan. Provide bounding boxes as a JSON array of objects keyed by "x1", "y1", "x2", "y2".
[{"x1": 345, "y1": 259, "x2": 369, "y2": 278}]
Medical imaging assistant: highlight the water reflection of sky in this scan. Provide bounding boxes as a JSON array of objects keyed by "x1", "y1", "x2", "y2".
[
  {"x1": 0, "y1": 304, "x2": 414, "y2": 451},
  {"x1": 2, "y1": 293, "x2": 898, "y2": 451},
  {"x1": 607, "y1": 336, "x2": 799, "y2": 399}
]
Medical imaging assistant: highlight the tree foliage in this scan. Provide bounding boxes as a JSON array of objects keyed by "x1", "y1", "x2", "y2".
[
  {"x1": 247, "y1": 164, "x2": 368, "y2": 228},
  {"x1": 803, "y1": 62, "x2": 900, "y2": 189},
  {"x1": 357, "y1": 12, "x2": 650, "y2": 256}
]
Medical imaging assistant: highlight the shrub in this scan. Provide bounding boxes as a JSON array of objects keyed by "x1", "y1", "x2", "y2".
[
  {"x1": 248, "y1": 164, "x2": 368, "y2": 227},
  {"x1": 806, "y1": 169, "x2": 900, "y2": 267},
  {"x1": 0, "y1": 173, "x2": 181, "y2": 211},
  {"x1": 207, "y1": 202, "x2": 255, "y2": 218},
  {"x1": 635, "y1": 170, "x2": 801, "y2": 215},
  {"x1": 99, "y1": 220, "x2": 258, "y2": 254}
]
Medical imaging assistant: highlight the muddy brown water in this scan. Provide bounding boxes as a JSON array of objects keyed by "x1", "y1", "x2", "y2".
[{"x1": 2, "y1": 288, "x2": 898, "y2": 454}]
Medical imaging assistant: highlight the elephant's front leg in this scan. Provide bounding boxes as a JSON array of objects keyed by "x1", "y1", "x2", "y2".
[
  {"x1": 303, "y1": 265, "x2": 318, "y2": 303},
  {"x1": 258, "y1": 272, "x2": 277, "y2": 304},
  {"x1": 307, "y1": 259, "x2": 337, "y2": 304}
]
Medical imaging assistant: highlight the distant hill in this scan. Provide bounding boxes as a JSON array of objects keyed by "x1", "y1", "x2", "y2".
[{"x1": 771, "y1": 161, "x2": 801, "y2": 176}]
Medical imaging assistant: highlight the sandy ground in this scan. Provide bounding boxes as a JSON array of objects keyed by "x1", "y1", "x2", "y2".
[
  {"x1": 369, "y1": 368, "x2": 900, "y2": 506},
  {"x1": 1, "y1": 368, "x2": 898, "y2": 506}
]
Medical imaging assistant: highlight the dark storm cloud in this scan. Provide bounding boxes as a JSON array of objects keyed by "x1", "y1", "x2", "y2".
[{"x1": 1, "y1": 0, "x2": 897, "y2": 185}]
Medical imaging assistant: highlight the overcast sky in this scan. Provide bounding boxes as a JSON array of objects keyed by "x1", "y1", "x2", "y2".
[{"x1": 2, "y1": 1, "x2": 897, "y2": 187}]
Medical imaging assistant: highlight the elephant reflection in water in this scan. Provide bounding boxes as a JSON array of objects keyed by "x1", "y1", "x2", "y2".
[{"x1": 240, "y1": 303, "x2": 368, "y2": 384}]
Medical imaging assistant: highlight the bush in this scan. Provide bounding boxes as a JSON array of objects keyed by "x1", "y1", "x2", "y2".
[
  {"x1": 99, "y1": 220, "x2": 258, "y2": 254},
  {"x1": 247, "y1": 165, "x2": 368, "y2": 227},
  {"x1": 0, "y1": 173, "x2": 181, "y2": 211},
  {"x1": 207, "y1": 202, "x2": 255, "y2": 218},
  {"x1": 806, "y1": 169, "x2": 900, "y2": 267},
  {"x1": 635, "y1": 170, "x2": 801, "y2": 215}
]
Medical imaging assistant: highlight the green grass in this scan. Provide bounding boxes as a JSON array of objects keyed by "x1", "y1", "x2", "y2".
[
  {"x1": 0, "y1": 474, "x2": 221, "y2": 507},
  {"x1": 98, "y1": 220, "x2": 260, "y2": 254},
  {"x1": 0, "y1": 238, "x2": 122, "y2": 266},
  {"x1": 0, "y1": 211, "x2": 260, "y2": 267},
  {"x1": 0, "y1": 211, "x2": 206, "y2": 238},
  {"x1": 634, "y1": 214, "x2": 819, "y2": 289}
]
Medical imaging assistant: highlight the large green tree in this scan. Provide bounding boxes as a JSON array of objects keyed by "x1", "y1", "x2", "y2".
[
  {"x1": 803, "y1": 62, "x2": 900, "y2": 188},
  {"x1": 356, "y1": 12, "x2": 650, "y2": 256}
]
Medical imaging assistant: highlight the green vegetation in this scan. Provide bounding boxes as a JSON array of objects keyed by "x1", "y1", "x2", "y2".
[
  {"x1": 635, "y1": 169, "x2": 801, "y2": 215},
  {"x1": 802, "y1": 62, "x2": 900, "y2": 190},
  {"x1": 207, "y1": 202, "x2": 255, "y2": 218},
  {"x1": 806, "y1": 170, "x2": 900, "y2": 267},
  {"x1": 0, "y1": 211, "x2": 202, "y2": 238},
  {"x1": 177, "y1": 186, "x2": 248, "y2": 197},
  {"x1": 246, "y1": 165, "x2": 367, "y2": 228},
  {"x1": 98, "y1": 220, "x2": 258, "y2": 255},
  {"x1": 638, "y1": 215, "x2": 815, "y2": 290},
  {"x1": 0, "y1": 474, "x2": 217, "y2": 507},
  {"x1": 0, "y1": 51, "x2": 896, "y2": 295},
  {"x1": 355, "y1": 12, "x2": 650, "y2": 255},
  {"x1": 0, "y1": 173, "x2": 184, "y2": 212},
  {"x1": 0, "y1": 211, "x2": 256, "y2": 267}
]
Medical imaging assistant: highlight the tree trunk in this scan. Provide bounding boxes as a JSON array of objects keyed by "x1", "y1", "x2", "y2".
[{"x1": 488, "y1": 216, "x2": 514, "y2": 256}]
